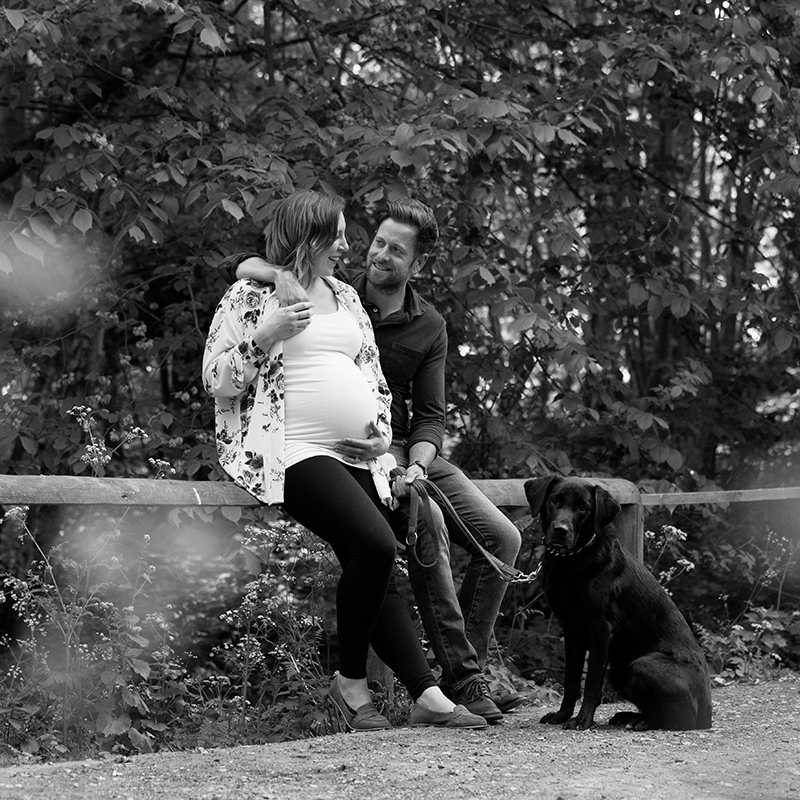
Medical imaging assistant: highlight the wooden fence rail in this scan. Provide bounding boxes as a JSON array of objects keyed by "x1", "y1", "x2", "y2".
[{"x1": 3, "y1": 475, "x2": 800, "y2": 564}]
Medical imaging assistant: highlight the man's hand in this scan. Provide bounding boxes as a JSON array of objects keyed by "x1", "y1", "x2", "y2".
[
  {"x1": 253, "y1": 302, "x2": 314, "y2": 349},
  {"x1": 237, "y1": 257, "x2": 309, "y2": 307},
  {"x1": 334, "y1": 421, "x2": 389, "y2": 463},
  {"x1": 391, "y1": 462, "x2": 427, "y2": 500},
  {"x1": 274, "y1": 271, "x2": 309, "y2": 307}
]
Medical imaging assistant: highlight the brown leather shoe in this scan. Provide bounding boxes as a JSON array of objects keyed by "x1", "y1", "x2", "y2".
[
  {"x1": 327, "y1": 673, "x2": 391, "y2": 731},
  {"x1": 495, "y1": 691, "x2": 527, "y2": 713},
  {"x1": 455, "y1": 679, "x2": 504, "y2": 724},
  {"x1": 408, "y1": 703, "x2": 488, "y2": 729}
]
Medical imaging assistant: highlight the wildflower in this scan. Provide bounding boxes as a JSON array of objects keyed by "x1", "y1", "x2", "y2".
[
  {"x1": 148, "y1": 458, "x2": 175, "y2": 478},
  {"x1": 126, "y1": 427, "x2": 148, "y2": 441},
  {"x1": 662, "y1": 524, "x2": 687, "y2": 543},
  {"x1": 81, "y1": 442, "x2": 111, "y2": 466},
  {"x1": 2, "y1": 505, "x2": 29, "y2": 524}
]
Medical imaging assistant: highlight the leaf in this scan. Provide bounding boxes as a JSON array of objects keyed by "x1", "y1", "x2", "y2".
[
  {"x1": 101, "y1": 670, "x2": 126, "y2": 690},
  {"x1": 628, "y1": 282, "x2": 648, "y2": 307},
  {"x1": 597, "y1": 41, "x2": 615, "y2": 60},
  {"x1": 578, "y1": 114, "x2": 602, "y2": 132},
  {"x1": 4, "y1": 8, "x2": 25, "y2": 30},
  {"x1": 174, "y1": 17, "x2": 196, "y2": 35},
  {"x1": 11, "y1": 232, "x2": 44, "y2": 263},
  {"x1": 81, "y1": 169, "x2": 98, "y2": 191},
  {"x1": 394, "y1": 122, "x2": 414, "y2": 147},
  {"x1": 240, "y1": 545, "x2": 262, "y2": 575},
  {"x1": 390, "y1": 150, "x2": 415, "y2": 168},
  {"x1": 72, "y1": 209, "x2": 93, "y2": 233},
  {"x1": 752, "y1": 85, "x2": 772, "y2": 104},
  {"x1": 638, "y1": 58, "x2": 659, "y2": 81},
  {"x1": 635, "y1": 412, "x2": 654, "y2": 431},
  {"x1": 101, "y1": 714, "x2": 131, "y2": 736},
  {"x1": 774, "y1": 328, "x2": 793, "y2": 353},
  {"x1": 129, "y1": 658, "x2": 151, "y2": 680},
  {"x1": 20, "y1": 738, "x2": 40, "y2": 755},
  {"x1": 714, "y1": 55, "x2": 732, "y2": 75},
  {"x1": 670, "y1": 296, "x2": 691, "y2": 318},
  {"x1": 121, "y1": 687, "x2": 150, "y2": 714},
  {"x1": 0, "y1": 251, "x2": 14, "y2": 275},
  {"x1": 20, "y1": 436, "x2": 38, "y2": 455},
  {"x1": 550, "y1": 233, "x2": 573, "y2": 256},
  {"x1": 221, "y1": 198, "x2": 244, "y2": 221},
  {"x1": 139, "y1": 215, "x2": 164, "y2": 242},
  {"x1": 556, "y1": 128, "x2": 584, "y2": 146},
  {"x1": 127, "y1": 727, "x2": 153, "y2": 754},
  {"x1": 28, "y1": 217, "x2": 58, "y2": 246},
  {"x1": 221, "y1": 505, "x2": 242, "y2": 523},
  {"x1": 532, "y1": 124, "x2": 556, "y2": 144},
  {"x1": 53, "y1": 126, "x2": 75, "y2": 149},
  {"x1": 200, "y1": 25, "x2": 227, "y2": 52},
  {"x1": 666, "y1": 448, "x2": 683, "y2": 471}
]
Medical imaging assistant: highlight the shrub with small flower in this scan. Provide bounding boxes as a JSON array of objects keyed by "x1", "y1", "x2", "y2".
[
  {"x1": 644, "y1": 524, "x2": 696, "y2": 595},
  {"x1": 0, "y1": 409, "x2": 345, "y2": 759},
  {"x1": 642, "y1": 520, "x2": 800, "y2": 680}
]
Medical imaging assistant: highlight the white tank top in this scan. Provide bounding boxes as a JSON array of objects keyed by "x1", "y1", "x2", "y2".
[{"x1": 282, "y1": 303, "x2": 378, "y2": 469}]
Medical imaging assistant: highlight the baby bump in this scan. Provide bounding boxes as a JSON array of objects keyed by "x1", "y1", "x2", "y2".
[{"x1": 284, "y1": 358, "x2": 378, "y2": 445}]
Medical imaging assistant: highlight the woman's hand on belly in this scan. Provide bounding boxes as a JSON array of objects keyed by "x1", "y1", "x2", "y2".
[{"x1": 333, "y1": 421, "x2": 389, "y2": 462}]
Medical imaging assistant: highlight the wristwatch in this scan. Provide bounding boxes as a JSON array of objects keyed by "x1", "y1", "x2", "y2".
[{"x1": 411, "y1": 460, "x2": 428, "y2": 478}]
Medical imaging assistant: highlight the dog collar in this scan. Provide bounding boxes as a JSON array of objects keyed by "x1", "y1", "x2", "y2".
[{"x1": 545, "y1": 531, "x2": 598, "y2": 558}]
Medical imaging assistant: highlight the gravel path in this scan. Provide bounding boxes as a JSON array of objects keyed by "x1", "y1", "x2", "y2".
[{"x1": 2, "y1": 673, "x2": 798, "y2": 800}]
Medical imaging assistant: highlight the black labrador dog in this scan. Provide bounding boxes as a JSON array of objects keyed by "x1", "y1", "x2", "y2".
[{"x1": 525, "y1": 475, "x2": 712, "y2": 731}]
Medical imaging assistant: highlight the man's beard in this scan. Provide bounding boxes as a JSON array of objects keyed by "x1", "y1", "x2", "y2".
[{"x1": 368, "y1": 266, "x2": 404, "y2": 294}]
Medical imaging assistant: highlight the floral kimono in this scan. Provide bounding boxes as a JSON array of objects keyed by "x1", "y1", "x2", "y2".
[{"x1": 203, "y1": 277, "x2": 393, "y2": 505}]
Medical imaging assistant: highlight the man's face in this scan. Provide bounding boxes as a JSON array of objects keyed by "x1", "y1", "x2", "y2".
[{"x1": 365, "y1": 219, "x2": 425, "y2": 293}]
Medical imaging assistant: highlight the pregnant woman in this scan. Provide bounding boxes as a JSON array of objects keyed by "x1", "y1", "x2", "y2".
[{"x1": 203, "y1": 190, "x2": 484, "y2": 731}]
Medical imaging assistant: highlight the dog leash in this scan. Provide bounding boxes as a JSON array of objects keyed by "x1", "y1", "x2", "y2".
[{"x1": 398, "y1": 476, "x2": 542, "y2": 585}]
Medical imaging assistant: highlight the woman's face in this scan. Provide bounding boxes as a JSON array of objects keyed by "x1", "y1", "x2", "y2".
[{"x1": 311, "y1": 213, "x2": 349, "y2": 278}]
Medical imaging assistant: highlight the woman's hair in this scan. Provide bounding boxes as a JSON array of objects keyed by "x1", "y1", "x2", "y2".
[{"x1": 262, "y1": 190, "x2": 345, "y2": 286}]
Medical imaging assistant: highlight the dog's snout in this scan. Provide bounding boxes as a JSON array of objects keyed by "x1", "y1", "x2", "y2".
[{"x1": 552, "y1": 523, "x2": 570, "y2": 538}]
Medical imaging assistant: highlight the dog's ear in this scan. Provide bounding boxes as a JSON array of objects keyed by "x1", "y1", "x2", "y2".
[
  {"x1": 593, "y1": 485, "x2": 621, "y2": 529},
  {"x1": 524, "y1": 476, "x2": 559, "y2": 517}
]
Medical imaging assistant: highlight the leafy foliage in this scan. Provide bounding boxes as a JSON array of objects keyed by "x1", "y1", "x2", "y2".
[{"x1": 1, "y1": 0, "x2": 798, "y2": 488}]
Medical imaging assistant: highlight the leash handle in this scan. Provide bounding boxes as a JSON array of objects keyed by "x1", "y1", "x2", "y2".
[{"x1": 405, "y1": 481, "x2": 437, "y2": 568}]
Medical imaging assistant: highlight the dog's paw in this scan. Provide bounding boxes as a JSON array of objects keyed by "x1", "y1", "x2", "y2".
[
  {"x1": 564, "y1": 716, "x2": 594, "y2": 731},
  {"x1": 608, "y1": 711, "x2": 649, "y2": 731},
  {"x1": 540, "y1": 710, "x2": 571, "y2": 726}
]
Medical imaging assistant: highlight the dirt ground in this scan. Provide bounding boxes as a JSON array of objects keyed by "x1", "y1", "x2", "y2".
[{"x1": 1, "y1": 672, "x2": 798, "y2": 800}]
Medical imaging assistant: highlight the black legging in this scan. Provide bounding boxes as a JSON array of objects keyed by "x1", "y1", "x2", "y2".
[{"x1": 282, "y1": 456, "x2": 436, "y2": 701}]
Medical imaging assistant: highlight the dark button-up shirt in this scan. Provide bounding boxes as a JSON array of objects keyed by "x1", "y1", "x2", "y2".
[{"x1": 344, "y1": 271, "x2": 447, "y2": 454}]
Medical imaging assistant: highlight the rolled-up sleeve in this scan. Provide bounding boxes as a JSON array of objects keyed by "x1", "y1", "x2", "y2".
[{"x1": 407, "y1": 321, "x2": 447, "y2": 453}]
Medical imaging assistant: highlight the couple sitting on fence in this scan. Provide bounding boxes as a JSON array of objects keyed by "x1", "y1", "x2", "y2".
[{"x1": 202, "y1": 190, "x2": 523, "y2": 730}]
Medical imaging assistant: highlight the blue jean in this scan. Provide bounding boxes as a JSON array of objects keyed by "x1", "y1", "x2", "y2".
[{"x1": 390, "y1": 446, "x2": 522, "y2": 694}]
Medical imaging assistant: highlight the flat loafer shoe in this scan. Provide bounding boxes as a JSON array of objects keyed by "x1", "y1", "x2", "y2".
[
  {"x1": 408, "y1": 703, "x2": 487, "y2": 729},
  {"x1": 328, "y1": 674, "x2": 390, "y2": 732}
]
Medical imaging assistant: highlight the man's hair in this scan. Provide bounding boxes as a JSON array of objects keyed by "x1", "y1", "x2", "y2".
[
  {"x1": 376, "y1": 198, "x2": 439, "y2": 257},
  {"x1": 263, "y1": 190, "x2": 345, "y2": 286}
]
